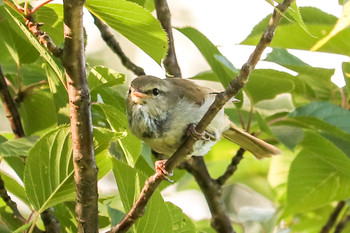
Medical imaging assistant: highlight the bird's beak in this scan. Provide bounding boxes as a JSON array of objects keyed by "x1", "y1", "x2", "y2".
[{"x1": 129, "y1": 88, "x2": 149, "y2": 104}]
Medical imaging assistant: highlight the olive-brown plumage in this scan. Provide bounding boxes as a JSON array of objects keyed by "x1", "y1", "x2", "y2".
[{"x1": 126, "y1": 75, "x2": 281, "y2": 159}]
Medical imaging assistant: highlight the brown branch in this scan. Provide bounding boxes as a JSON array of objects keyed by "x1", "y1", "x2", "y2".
[
  {"x1": 0, "y1": 65, "x2": 25, "y2": 138},
  {"x1": 155, "y1": 0, "x2": 182, "y2": 78},
  {"x1": 62, "y1": 0, "x2": 98, "y2": 232},
  {"x1": 91, "y1": 14, "x2": 146, "y2": 76},
  {"x1": 321, "y1": 201, "x2": 346, "y2": 233},
  {"x1": 334, "y1": 214, "x2": 350, "y2": 233},
  {"x1": 216, "y1": 148, "x2": 245, "y2": 186},
  {"x1": 183, "y1": 157, "x2": 234, "y2": 233},
  {"x1": 0, "y1": 174, "x2": 26, "y2": 224},
  {"x1": 109, "y1": 0, "x2": 293, "y2": 232}
]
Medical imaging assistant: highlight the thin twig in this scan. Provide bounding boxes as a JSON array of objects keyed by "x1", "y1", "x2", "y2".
[
  {"x1": 62, "y1": 0, "x2": 98, "y2": 232},
  {"x1": 0, "y1": 65, "x2": 25, "y2": 138},
  {"x1": 30, "y1": 0, "x2": 54, "y2": 14},
  {"x1": 321, "y1": 201, "x2": 346, "y2": 233},
  {"x1": 155, "y1": 0, "x2": 182, "y2": 78},
  {"x1": 184, "y1": 157, "x2": 235, "y2": 233},
  {"x1": 216, "y1": 148, "x2": 245, "y2": 186},
  {"x1": 334, "y1": 214, "x2": 350, "y2": 233},
  {"x1": 25, "y1": 15, "x2": 63, "y2": 58},
  {"x1": 0, "y1": 174, "x2": 26, "y2": 224},
  {"x1": 91, "y1": 14, "x2": 146, "y2": 76},
  {"x1": 108, "y1": 1, "x2": 293, "y2": 232}
]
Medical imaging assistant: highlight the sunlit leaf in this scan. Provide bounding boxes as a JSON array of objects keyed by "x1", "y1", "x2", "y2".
[
  {"x1": 0, "y1": 7, "x2": 39, "y2": 64},
  {"x1": 242, "y1": 7, "x2": 350, "y2": 56},
  {"x1": 88, "y1": 66, "x2": 125, "y2": 102},
  {"x1": 177, "y1": 26, "x2": 237, "y2": 87},
  {"x1": 290, "y1": 102, "x2": 350, "y2": 134},
  {"x1": 19, "y1": 90, "x2": 58, "y2": 136},
  {"x1": 24, "y1": 126, "x2": 74, "y2": 212},
  {"x1": 0, "y1": 172, "x2": 29, "y2": 206},
  {"x1": 85, "y1": 0, "x2": 167, "y2": 64},
  {"x1": 97, "y1": 103, "x2": 142, "y2": 166},
  {"x1": 311, "y1": 0, "x2": 350, "y2": 51},
  {"x1": 112, "y1": 159, "x2": 172, "y2": 232},
  {"x1": 4, "y1": 7, "x2": 65, "y2": 86},
  {"x1": 34, "y1": 4, "x2": 64, "y2": 46},
  {"x1": 127, "y1": 0, "x2": 155, "y2": 11},
  {"x1": 0, "y1": 136, "x2": 38, "y2": 157},
  {"x1": 265, "y1": 48, "x2": 336, "y2": 104},
  {"x1": 244, "y1": 69, "x2": 294, "y2": 104},
  {"x1": 285, "y1": 131, "x2": 350, "y2": 215}
]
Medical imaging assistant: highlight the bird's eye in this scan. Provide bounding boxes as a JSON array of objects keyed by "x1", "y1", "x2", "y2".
[
  {"x1": 152, "y1": 88, "x2": 160, "y2": 96},
  {"x1": 128, "y1": 88, "x2": 132, "y2": 94}
]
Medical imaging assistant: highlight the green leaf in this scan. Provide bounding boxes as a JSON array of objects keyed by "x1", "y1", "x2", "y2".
[
  {"x1": 265, "y1": 48, "x2": 336, "y2": 104},
  {"x1": 94, "y1": 127, "x2": 126, "y2": 179},
  {"x1": 290, "y1": 102, "x2": 350, "y2": 134},
  {"x1": 112, "y1": 159, "x2": 172, "y2": 232},
  {"x1": 242, "y1": 7, "x2": 350, "y2": 56},
  {"x1": 34, "y1": 4, "x2": 64, "y2": 46},
  {"x1": 244, "y1": 69, "x2": 295, "y2": 104},
  {"x1": 24, "y1": 126, "x2": 75, "y2": 212},
  {"x1": 311, "y1": 0, "x2": 350, "y2": 51},
  {"x1": 0, "y1": 136, "x2": 38, "y2": 157},
  {"x1": 97, "y1": 103, "x2": 141, "y2": 166},
  {"x1": 176, "y1": 27, "x2": 237, "y2": 87},
  {"x1": 4, "y1": 6, "x2": 65, "y2": 86},
  {"x1": 88, "y1": 65, "x2": 125, "y2": 102},
  {"x1": 286, "y1": 2, "x2": 315, "y2": 38},
  {"x1": 43, "y1": 62, "x2": 70, "y2": 125},
  {"x1": 127, "y1": 0, "x2": 155, "y2": 11},
  {"x1": 285, "y1": 131, "x2": 350, "y2": 215},
  {"x1": 12, "y1": 223, "x2": 32, "y2": 233},
  {"x1": 0, "y1": 172, "x2": 29, "y2": 206},
  {"x1": 0, "y1": 7, "x2": 39, "y2": 64},
  {"x1": 270, "y1": 125, "x2": 303, "y2": 151},
  {"x1": 19, "y1": 90, "x2": 58, "y2": 136},
  {"x1": 85, "y1": 0, "x2": 168, "y2": 64},
  {"x1": 54, "y1": 202, "x2": 78, "y2": 233},
  {"x1": 166, "y1": 202, "x2": 196, "y2": 233}
]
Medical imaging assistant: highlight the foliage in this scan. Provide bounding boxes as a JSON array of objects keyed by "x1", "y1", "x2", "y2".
[{"x1": 0, "y1": 0, "x2": 350, "y2": 233}]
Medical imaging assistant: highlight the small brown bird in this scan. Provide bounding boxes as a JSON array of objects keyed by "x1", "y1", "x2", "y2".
[{"x1": 125, "y1": 75, "x2": 281, "y2": 161}]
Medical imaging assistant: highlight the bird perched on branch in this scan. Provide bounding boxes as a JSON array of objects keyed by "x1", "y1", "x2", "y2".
[{"x1": 125, "y1": 75, "x2": 281, "y2": 172}]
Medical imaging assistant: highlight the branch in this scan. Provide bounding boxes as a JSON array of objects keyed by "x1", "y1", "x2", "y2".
[
  {"x1": 183, "y1": 157, "x2": 234, "y2": 233},
  {"x1": 216, "y1": 148, "x2": 245, "y2": 186},
  {"x1": 334, "y1": 214, "x2": 350, "y2": 233},
  {"x1": 109, "y1": 0, "x2": 293, "y2": 232},
  {"x1": 321, "y1": 201, "x2": 346, "y2": 233},
  {"x1": 155, "y1": 0, "x2": 182, "y2": 78},
  {"x1": 91, "y1": 14, "x2": 146, "y2": 76},
  {"x1": 0, "y1": 65, "x2": 25, "y2": 138},
  {"x1": 0, "y1": 174, "x2": 26, "y2": 224},
  {"x1": 62, "y1": 0, "x2": 98, "y2": 232},
  {"x1": 25, "y1": 16, "x2": 63, "y2": 58}
]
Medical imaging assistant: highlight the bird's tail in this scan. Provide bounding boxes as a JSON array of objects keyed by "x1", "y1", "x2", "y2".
[{"x1": 222, "y1": 123, "x2": 281, "y2": 159}]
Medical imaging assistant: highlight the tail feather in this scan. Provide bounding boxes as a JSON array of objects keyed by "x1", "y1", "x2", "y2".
[{"x1": 222, "y1": 123, "x2": 281, "y2": 159}]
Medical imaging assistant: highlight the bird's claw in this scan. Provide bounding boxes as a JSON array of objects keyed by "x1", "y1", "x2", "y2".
[
  {"x1": 155, "y1": 160, "x2": 173, "y2": 182},
  {"x1": 187, "y1": 123, "x2": 216, "y2": 141}
]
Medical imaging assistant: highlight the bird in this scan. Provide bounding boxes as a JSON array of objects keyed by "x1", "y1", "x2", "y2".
[{"x1": 125, "y1": 75, "x2": 281, "y2": 171}]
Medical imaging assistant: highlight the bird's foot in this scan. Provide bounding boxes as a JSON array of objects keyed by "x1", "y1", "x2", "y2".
[
  {"x1": 155, "y1": 160, "x2": 173, "y2": 182},
  {"x1": 187, "y1": 123, "x2": 216, "y2": 141}
]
